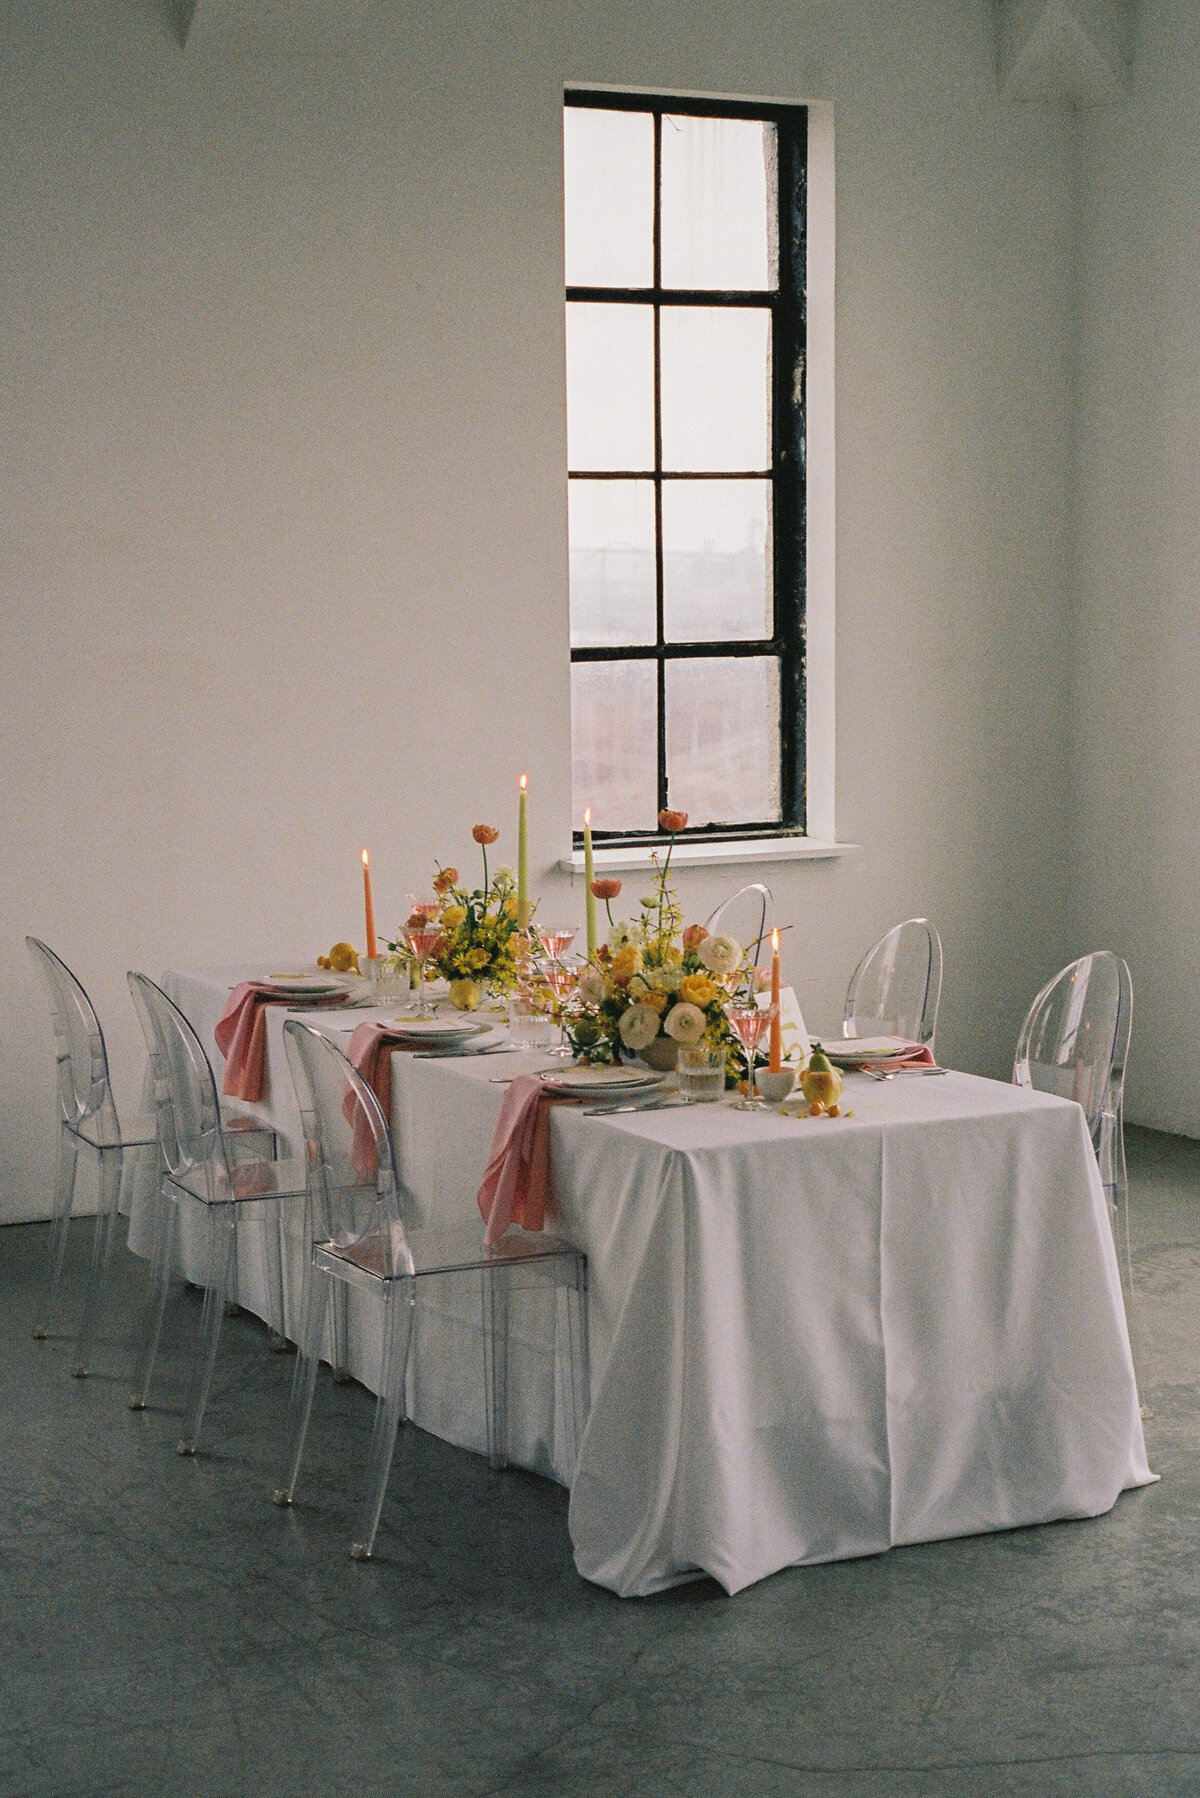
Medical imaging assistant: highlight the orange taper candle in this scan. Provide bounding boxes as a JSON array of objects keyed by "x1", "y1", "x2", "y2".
[
  {"x1": 361, "y1": 848, "x2": 378, "y2": 959},
  {"x1": 769, "y1": 927, "x2": 782, "y2": 1071}
]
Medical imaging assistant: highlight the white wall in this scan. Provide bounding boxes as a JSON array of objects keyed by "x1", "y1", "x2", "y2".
[
  {"x1": 0, "y1": 0, "x2": 1078, "y2": 1220},
  {"x1": 1072, "y1": 0, "x2": 1200, "y2": 1136}
]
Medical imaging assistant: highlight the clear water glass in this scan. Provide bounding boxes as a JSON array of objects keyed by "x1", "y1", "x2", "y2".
[{"x1": 677, "y1": 1045, "x2": 725, "y2": 1103}]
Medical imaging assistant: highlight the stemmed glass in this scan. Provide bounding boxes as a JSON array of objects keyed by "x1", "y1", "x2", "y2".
[
  {"x1": 725, "y1": 1001, "x2": 777, "y2": 1110},
  {"x1": 536, "y1": 925, "x2": 577, "y2": 962},
  {"x1": 403, "y1": 926, "x2": 442, "y2": 1018},
  {"x1": 543, "y1": 961, "x2": 577, "y2": 1057}
]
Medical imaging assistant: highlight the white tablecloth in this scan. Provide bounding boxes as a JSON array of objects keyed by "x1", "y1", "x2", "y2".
[{"x1": 130, "y1": 965, "x2": 1154, "y2": 1598}]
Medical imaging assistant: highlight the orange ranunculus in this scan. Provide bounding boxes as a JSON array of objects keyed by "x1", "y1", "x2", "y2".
[
  {"x1": 658, "y1": 809, "x2": 689, "y2": 834},
  {"x1": 682, "y1": 923, "x2": 709, "y2": 953},
  {"x1": 472, "y1": 824, "x2": 500, "y2": 845},
  {"x1": 432, "y1": 867, "x2": 458, "y2": 895},
  {"x1": 590, "y1": 877, "x2": 622, "y2": 900},
  {"x1": 679, "y1": 972, "x2": 719, "y2": 1008}
]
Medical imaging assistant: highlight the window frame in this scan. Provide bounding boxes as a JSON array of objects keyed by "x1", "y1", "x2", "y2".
[{"x1": 566, "y1": 87, "x2": 809, "y2": 851}]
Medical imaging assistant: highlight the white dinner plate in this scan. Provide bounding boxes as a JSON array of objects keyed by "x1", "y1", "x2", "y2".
[
  {"x1": 262, "y1": 975, "x2": 350, "y2": 996},
  {"x1": 538, "y1": 1066, "x2": 665, "y2": 1094},
  {"x1": 386, "y1": 1016, "x2": 491, "y2": 1040},
  {"x1": 825, "y1": 1036, "x2": 917, "y2": 1063}
]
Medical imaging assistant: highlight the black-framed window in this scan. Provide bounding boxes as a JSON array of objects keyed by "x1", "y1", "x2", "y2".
[{"x1": 566, "y1": 89, "x2": 807, "y2": 848}]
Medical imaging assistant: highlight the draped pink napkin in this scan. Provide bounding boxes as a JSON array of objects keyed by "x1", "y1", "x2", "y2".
[
  {"x1": 837, "y1": 1041, "x2": 938, "y2": 1074},
  {"x1": 215, "y1": 982, "x2": 345, "y2": 1102},
  {"x1": 476, "y1": 1073, "x2": 584, "y2": 1247},
  {"x1": 345, "y1": 1020, "x2": 412, "y2": 1176},
  {"x1": 214, "y1": 983, "x2": 284, "y2": 1102}
]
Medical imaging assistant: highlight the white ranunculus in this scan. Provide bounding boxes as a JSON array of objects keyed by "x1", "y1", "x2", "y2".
[
  {"x1": 577, "y1": 967, "x2": 607, "y2": 1005},
  {"x1": 653, "y1": 962, "x2": 683, "y2": 993},
  {"x1": 698, "y1": 933, "x2": 743, "y2": 977},
  {"x1": 663, "y1": 1001, "x2": 707, "y2": 1044},
  {"x1": 619, "y1": 1003, "x2": 661, "y2": 1052}
]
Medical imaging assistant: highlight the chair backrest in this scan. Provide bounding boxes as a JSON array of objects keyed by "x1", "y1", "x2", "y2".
[
  {"x1": 705, "y1": 884, "x2": 773, "y2": 968},
  {"x1": 282, "y1": 1021, "x2": 414, "y2": 1278},
  {"x1": 127, "y1": 972, "x2": 231, "y2": 1192},
  {"x1": 26, "y1": 938, "x2": 114, "y2": 1129},
  {"x1": 843, "y1": 918, "x2": 943, "y2": 1047},
  {"x1": 1013, "y1": 952, "x2": 1132, "y2": 1152}
]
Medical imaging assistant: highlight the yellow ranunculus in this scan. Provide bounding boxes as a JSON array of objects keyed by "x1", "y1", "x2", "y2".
[
  {"x1": 466, "y1": 947, "x2": 489, "y2": 970},
  {"x1": 641, "y1": 988, "x2": 669, "y2": 1014},
  {"x1": 440, "y1": 906, "x2": 466, "y2": 929},
  {"x1": 611, "y1": 944, "x2": 642, "y2": 983},
  {"x1": 679, "y1": 973, "x2": 718, "y2": 1008}
]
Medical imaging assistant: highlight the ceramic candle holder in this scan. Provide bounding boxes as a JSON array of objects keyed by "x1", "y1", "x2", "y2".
[{"x1": 755, "y1": 1068, "x2": 797, "y2": 1104}]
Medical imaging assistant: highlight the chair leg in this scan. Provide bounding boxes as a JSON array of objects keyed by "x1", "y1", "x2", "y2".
[
  {"x1": 130, "y1": 1189, "x2": 177, "y2": 1410},
  {"x1": 178, "y1": 1206, "x2": 237, "y2": 1456},
  {"x1": 73, "y1": 1144, "x2": 124, "y2": 1378},
  {"x1": 33, "y1": 1128, "x2": 79, "y2": 1340},
  {"x1": 564, "y1": 1265, "x2": 591, "y2": 1479},
  {"x1": 263, "y1": 1197, "x2": 289, "y2": 1352},
  {"x1": 482, "y1": 1268, "x2": 509, "y2": 1472},
  {"x1": 273, "y1": 1262, "x2": 332, "y2": 1509},
  {"x1": 331, "y1": 1281, "x2": 352, "y2": 1384},
  {"x1": 351, "y1": 1282, "x2": 413, "y2": 1561}
]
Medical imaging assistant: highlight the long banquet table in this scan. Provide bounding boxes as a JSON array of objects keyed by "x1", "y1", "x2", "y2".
[{"x1": 128, "y1": 964, "x2": 1155, "y2": 1598}]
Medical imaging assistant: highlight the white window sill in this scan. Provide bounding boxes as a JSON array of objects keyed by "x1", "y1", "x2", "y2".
[{"x1": 558, "y1": 836, "x2": 860, "y2": 875}]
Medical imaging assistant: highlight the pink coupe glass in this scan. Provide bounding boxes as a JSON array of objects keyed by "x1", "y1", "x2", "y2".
[
  {"x1": 543, "y1": 961, "x2": 578, "y2": 1057},
  {"x1": 404, "y1": 926, "x2": 442, "y2": 1017},
  {"x1": 537, "y1": 925, "x2": 578, "y2": 962},
  {"x1": 725, "y1": 1001, "x2": 777, "y2": 1110}
]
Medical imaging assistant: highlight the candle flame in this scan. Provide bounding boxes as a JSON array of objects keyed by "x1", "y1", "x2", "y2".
[
  {"x1": 519, "y1": 774, "x2": 527, "y2": 792},
  {"x1": 361, "y1": 848, "x2": 370, "y2": 868},
  {"x1": 583, "y1": 807, "x2": 591, "y2": 826},
  {"x1": 771, "y1": 928, "x2": 780, "y2": 951}
]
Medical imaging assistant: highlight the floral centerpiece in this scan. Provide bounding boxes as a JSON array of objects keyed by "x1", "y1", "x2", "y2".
[
  {"x1": 566, "y1": 811, "x2": 749, "y2": 1076},
  {"x1": 390, "y1": 825, "x2": 524, "y2": 1011}
]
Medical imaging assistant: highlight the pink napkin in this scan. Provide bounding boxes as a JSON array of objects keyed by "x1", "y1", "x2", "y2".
[
  {"x1": 215, "y1": 982, "x2": 345, "y2": 1103},
  {"x1": 476, "y1": 1072, "x2": 583, "y2": 1247},
  {"x1": 214, "y1": 983, "x2": 284, "y2": 1102},
  {"x1": 344, "y1": 1020, "x2": 413, "y2": 1176},
  {"x1": 839, "y1": 1042, "x2": 938, "y2": 1073}
]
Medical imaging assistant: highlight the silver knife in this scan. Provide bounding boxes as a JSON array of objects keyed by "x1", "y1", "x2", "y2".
[
  {"x1": 412, "y1": 1043, "x2": 518, "y2": 1059},
  {"x1": 583, "y1": 1096, "x2": 687, "y2": 1116}
]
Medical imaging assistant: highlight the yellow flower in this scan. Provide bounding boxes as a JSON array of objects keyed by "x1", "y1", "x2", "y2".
[
  {"x1": 440, "y1": 906, "x2": 466, "y2": 929},
  {"x1": 680, "y1": 973, "x2": 718, "y2": 1008},
  {"x1": 640, "y1": 988, "x2": 669, "y2": 1014},
  {"x1": 664, "y1": 945, "x2": 684, "y2": 965},
  {"x1": 466, "y1": 946, "x2": 489, "y2": 971},
  {"x1": 611, "y1": 944, "x2": 642, "y2": 984}
]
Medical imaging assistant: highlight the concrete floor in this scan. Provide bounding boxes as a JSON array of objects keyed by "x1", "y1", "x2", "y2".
[{"x1": 2, "y1": 1126, "x2": 1198, "y2": 1798}]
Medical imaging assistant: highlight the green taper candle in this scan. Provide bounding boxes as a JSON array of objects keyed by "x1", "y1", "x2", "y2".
[{"x1": 583, "y1": 807, "x2": 597, "y2": 957}]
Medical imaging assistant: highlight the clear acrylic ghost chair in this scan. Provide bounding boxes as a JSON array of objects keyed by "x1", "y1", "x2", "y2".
[
  {"x1": 126, "y1": 973, "x2": 309, "y2": 1456},
  {"x1": 273, "y1": 1020, "x2": 589, "y2": 1562},
  {"x1": 843, "y1": 918, "x2": 943, "y2": 1048},
  {"x1": 26, "y1": 938, "x2": 158, "y2": 1377},
  {"x1": 706, "y1": 884, "x2": 773, "y2": 969},
  {"x1": 1014, "y1": 952, "x2": 1136, "y2": 1326}
]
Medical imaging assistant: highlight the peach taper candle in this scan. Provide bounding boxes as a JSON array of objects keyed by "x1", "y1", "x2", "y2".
[
  {"x1": 362, "y1": 848, "x2": 378, "y2": 959},
  {"x1": 769, "y1": 927, "x2": 782, "y2": 1071}
]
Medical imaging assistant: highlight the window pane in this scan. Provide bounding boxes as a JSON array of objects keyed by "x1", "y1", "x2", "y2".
[
  {"x1": 566, "y1": 302, "x2": 655, "y2": 472},
  {"x1": 564, "y1": 107, "x2": 654, "y2": 289},
  {"x1": 662, "y1": 480, "x2": 772, "y2": 643},
  {"x1": 572, "y1": 660, "x2": 659, "y2": 833},
  {"x1": 660, "y1": 308, "x2": 771, "y2": 472},
  {"x1": 665, "y1": 656, "x2": 780, "y2": 825},
  {"x1": 569, "y1": 480, "x2": 657, "y2": 648},
  {"x1": 661, "y1": 115, "x2": 778, "y2": 291}
]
